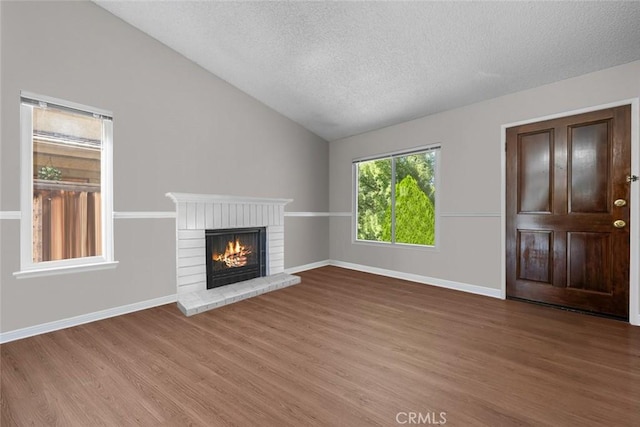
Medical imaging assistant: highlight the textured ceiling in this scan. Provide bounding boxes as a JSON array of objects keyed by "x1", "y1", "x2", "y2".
[{"x1": 94, "y1": 1, "x2": 640, "y2": 141}]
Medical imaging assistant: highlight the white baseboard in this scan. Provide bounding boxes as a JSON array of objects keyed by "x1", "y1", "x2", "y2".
[
  {"x1": 327, "y1": 260, "x2": 503, "y2": 299},
  {"x1": 0, "y1": 294, "x2": 177, "y2": 344},
  {"x1": 326, "y1": 261, "x2": 640, "y2": 325},
  {"x1": 285, "y1": 260, "x2": 332, "y2": 274},
  {"x1": 286, "y1": 259, "x2": 501, "y2": 299},
  {"x1": 3, "y1": 261, "x2": 633, "y2": 343}
]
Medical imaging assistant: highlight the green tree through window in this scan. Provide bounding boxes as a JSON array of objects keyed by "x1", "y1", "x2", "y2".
[
  {"x1": 357, "y1": 158, "x2": 392, "y2": 241},
  {"x1": 356, "y1": 148, "x2": 438, "y2": 246}
]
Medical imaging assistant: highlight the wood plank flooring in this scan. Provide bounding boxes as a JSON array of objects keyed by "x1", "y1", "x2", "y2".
[{"x1": 2, "y1": 266, "x2": 639, "y2": 426}]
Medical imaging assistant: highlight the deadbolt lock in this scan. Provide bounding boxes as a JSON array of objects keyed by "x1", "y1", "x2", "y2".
[
  {"x1": 614, "y1": 199, "x2": 627, "y2": 207},
  {"x1": 613, "y1": 220, "x2": 626, "y2": 228}
]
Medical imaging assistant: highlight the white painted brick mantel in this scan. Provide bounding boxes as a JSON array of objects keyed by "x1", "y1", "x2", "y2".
[{"x1": 166, "y1": 193, "x2": 292, "y2": 294}]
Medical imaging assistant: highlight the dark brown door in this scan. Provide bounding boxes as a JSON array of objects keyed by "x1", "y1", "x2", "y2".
[{"x1": 506, "y1": 105, "x2": 631, "y2": 319}]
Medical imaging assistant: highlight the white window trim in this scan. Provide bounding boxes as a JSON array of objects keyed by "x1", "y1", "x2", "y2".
[
  {"x1": 352, "y1": 144, "x2": 441, "y2": 249},
  {"x1": 14, "y1": 92, "x2": 117, "y2": 279}
]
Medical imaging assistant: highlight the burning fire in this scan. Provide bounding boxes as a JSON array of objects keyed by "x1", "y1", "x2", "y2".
[{"x1": 213, "y1": 239, "x2": 252, "y2": 268}]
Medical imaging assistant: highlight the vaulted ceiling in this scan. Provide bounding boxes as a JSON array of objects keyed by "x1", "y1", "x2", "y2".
[{"x1": 95, "y1": 1, "x2": 640, "y2": 141}]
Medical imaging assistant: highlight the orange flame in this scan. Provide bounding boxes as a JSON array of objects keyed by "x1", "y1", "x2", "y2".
[{"x1": 213, "y1": 239, "x2": 252, "y2": 268}]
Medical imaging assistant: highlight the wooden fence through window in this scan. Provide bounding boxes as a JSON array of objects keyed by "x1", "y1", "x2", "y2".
[{"x1": 33, "y1": 180, "x2": 101, "y2": 262}]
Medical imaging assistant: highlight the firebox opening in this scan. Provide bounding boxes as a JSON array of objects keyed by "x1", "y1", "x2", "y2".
[{"x1": 205, "y1": 227, "x2": 266, "y2": 289}]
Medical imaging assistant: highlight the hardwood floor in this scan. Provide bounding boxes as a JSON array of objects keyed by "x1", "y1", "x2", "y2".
[{"x1": 2, "y1": 266, "x2": 639, "y2": 426}]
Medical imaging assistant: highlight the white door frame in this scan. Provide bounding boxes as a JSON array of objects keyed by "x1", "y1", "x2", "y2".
[{"x1": 500, "y1": 98, "x2": 640, "y2": 326}]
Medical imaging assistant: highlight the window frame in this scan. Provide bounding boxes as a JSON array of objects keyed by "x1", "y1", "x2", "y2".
[
  {"x1": 14, "y1": 91, "x2": 117, "y2": 278},
  {"x1": 352, "y1": 144, "x2": 441, "y2": 250}
]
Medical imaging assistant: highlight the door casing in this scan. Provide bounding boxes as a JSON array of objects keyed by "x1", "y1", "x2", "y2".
[{"x1": 500, "y1": 98, "x2": 640, "y2": 326}]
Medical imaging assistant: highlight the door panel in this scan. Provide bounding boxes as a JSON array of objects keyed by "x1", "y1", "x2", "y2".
[
  {"x1": 506, "y1": 105, "x2": 630, "y2": 319},
  {"x1": 567, "y1": 232, "x2": 610, "y2": 293},
  {"x1": 517, "y1": 230, "x2": 553, "y2": 284},
  {"x1": 569, "y1": 121, "x2": 610, "y2": 213},
  {"x1": 518, "y1": 131, "x2": 553, "y2": 214}
]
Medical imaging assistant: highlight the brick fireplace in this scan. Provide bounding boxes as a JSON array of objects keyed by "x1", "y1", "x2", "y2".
[{"x1": 166, "y1": 193, "x2": 300, "y2": 315}]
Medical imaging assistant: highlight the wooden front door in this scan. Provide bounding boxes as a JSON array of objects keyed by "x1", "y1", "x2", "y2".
[{"x1": 506, "y1": 105, "x2": 631, "y2": 319}]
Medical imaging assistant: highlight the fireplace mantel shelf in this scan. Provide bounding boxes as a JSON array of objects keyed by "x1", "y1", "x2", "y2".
[{"x1": 166, "y1": 192, "x2": 292, "y2": 206}]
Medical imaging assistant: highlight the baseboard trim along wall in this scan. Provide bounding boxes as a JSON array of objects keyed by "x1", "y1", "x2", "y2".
[
  {"x1": 0, "y1": 259, "x2": 499, "y2": 343},
  {"x1": 285, "y1": 260, "x2": 332, "y2": 274},
  {"x1": 288, "y1": 260, "x2": 502, "y2": 299},
  {"x1": 328, "y1": 260, "x2": 503, "y2": 299},
  {"x1": 2, "y1": 259, "x2": 636, "y2": 342},
  {"x1": 0, "y1": 294, "x2": 177, "y2": 344}
]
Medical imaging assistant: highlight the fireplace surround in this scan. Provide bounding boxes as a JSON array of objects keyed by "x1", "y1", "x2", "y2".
[{"x1": 166, "y1": 193, "x2": 292, "y2": 295}]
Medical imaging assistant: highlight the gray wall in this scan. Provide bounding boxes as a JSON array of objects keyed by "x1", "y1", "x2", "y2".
[
  {"x1": 330, "y1": 60, "x2": 640, "y2": 302},
  {"x1": 2, "y1": 1, "x2": 638, "y2": 334},
  {"x1": 0, "y1": 1, "x2": 329, "y2": 333}
]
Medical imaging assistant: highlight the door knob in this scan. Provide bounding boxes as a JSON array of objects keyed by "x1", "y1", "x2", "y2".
[
  {"x1": 613, "y1": 220, "x2": 626, "y2": 228},
  {"x1": 614, "y1": 199, "x2": 627, "y2": 207}
]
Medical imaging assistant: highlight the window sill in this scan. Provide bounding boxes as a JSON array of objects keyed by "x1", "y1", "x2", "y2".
[{"x1": 13, "y1": 261, "x2": 119, "y2": 279}]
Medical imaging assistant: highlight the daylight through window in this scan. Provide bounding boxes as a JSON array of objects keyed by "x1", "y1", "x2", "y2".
[
  {"x1": 18, "y1": 93, "x2": 115, "y2": 277},
  {"x1": 31, "y1": 106, "x2": 103, "y2": 261},
  {"x1": 355, "y1": 146, "x2": 439, "y2": 246}
]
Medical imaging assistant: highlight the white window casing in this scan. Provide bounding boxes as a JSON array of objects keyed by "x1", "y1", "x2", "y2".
[
  {"x1": 14, "y1": 92, "x2": 117, "y2": 278},
  {"x1": 352, "y1": 144, "x2": 441, "y2": 250}
]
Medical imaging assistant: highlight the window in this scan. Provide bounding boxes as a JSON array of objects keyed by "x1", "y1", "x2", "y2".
[
  {"x1": 354, "y1": 145, "x2": 439, "y2": 247},
  {"x1": 16, "y1": 92, "x2": 117, "y2": 278}
]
